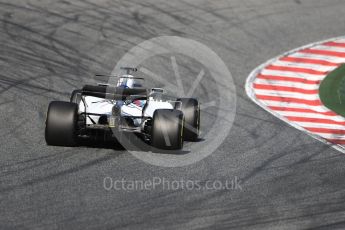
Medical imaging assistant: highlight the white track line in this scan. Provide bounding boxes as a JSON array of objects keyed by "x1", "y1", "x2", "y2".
[
  {"x1": 272, "y1": 61, "x2": 336, "y2": 71},
  {"x1": 254, "y1": 79, "x2": 320, "y2": 89},
  {"x1": 261, "y1": 70, "x2": 326, "y2": 80},
  {"x1": 290, "y1": 52, "x2": 345, "y2": 63}
]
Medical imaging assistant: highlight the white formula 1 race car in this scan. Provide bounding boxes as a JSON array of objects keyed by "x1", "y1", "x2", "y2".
[{"x1": 45, "y1": 67, "x2": 200, "y2": 150}]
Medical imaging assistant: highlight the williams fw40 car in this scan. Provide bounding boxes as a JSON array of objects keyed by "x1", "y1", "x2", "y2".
[{"x1": 45, "y1": 67, "x2": 200, "y2": 150}]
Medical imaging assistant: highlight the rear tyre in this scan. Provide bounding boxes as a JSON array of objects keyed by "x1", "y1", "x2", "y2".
[
  {"x1": 45, "y1": 101, "x2": 78, "y2": 146},
  {"x1": 151, "y1": 109, "x2": 184, "y2": 150},
  {"x1": 176, "y1": 98, "x2": 200, "y2": 141}
]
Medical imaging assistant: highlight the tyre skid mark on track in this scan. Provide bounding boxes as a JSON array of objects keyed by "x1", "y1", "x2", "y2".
[{"x1": 246, "y1": 36, "x2": 345, "y2": 153}]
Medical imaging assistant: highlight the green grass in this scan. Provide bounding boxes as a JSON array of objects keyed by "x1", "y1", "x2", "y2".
[{"x1": 319, "y1": 64, "x2": 345, "y2": 117}]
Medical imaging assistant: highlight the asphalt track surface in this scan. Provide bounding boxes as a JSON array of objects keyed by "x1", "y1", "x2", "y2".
[{"x1": 1, "y1": 0, "x2": 345, "y2": 229}]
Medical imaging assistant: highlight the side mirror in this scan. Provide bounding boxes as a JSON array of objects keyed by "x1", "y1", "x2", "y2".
[{"x1": 151, "y1": 88, "x2": 164, "y2": 94}]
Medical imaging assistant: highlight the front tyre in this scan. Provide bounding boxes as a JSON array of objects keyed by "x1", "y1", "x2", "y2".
[
  {"x1": 70, "y1": 89, "x2": 82, "y2": 104},
  {"x1": 151, "y1": 109, "x2": 184, "y2": 150},
  {"x1": 176, "y1": 98, "x2": 200, "y2": 141},
  {"x1": 45, "y1": 101, "x2": 78, "y2": 146}
]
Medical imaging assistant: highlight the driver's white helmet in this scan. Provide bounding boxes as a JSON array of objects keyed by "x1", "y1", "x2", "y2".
[{"x1": 116, "y1": 75, "x2": 142, "y2": 88}]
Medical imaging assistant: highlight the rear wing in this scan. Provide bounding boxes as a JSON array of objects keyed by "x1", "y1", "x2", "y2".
[
  {"x1": 95, "y1": 74, "x2": 144, "y2": 80},
  {"x1": 81, "y1": 85, "x2": 148, "y2": 100},
  {"x1": 95, "y1": 66, "x2": 140, "y2": 78},
  {"x1": 120, "y1": 67, "x2": 137, "y2": 74},
  {"x1": 95, "y1": 73, "x2": 145, "y2": 88}
]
